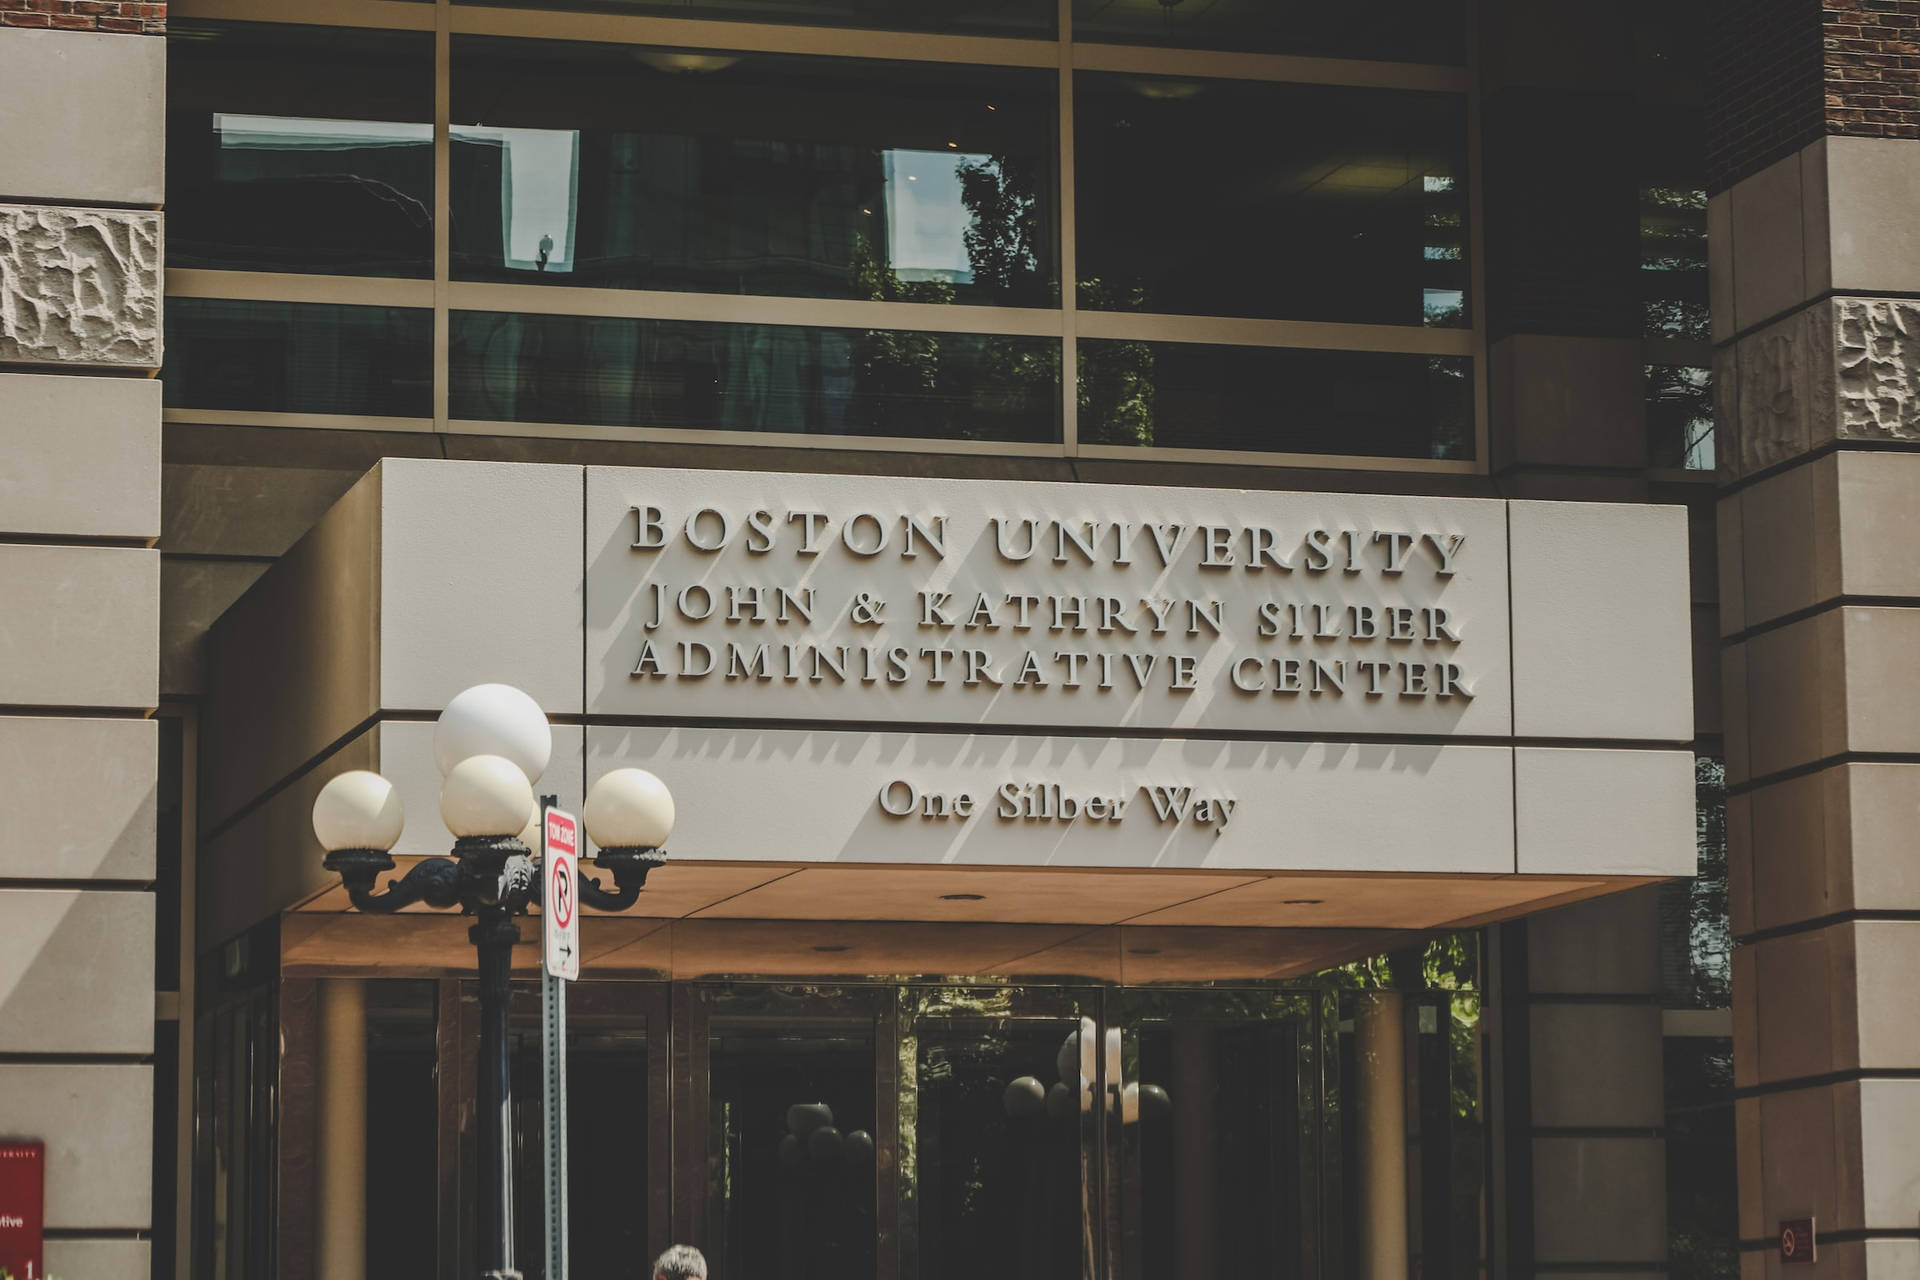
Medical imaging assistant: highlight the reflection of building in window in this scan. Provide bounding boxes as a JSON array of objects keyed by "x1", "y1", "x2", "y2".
[
  {"x1": 1422, "y1": 173, "x2": 1465, "y2": 326},
  {"x1": 450, "y1": 125, "x2": 582, "y2": 273},
  {"x1": 205, "y1": 114, "x2": 433, "y2": 271},
  {"x1": 1646, "y1": 364, "x2": 1714, "y2": 471},
  {"x1": 1641, "y1": 184, "x2": 1709, "y2": 339}
]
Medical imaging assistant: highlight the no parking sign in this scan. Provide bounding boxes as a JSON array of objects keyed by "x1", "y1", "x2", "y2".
[{"x1": 543, "y1": 808, "x2": 580, "y2": 981}]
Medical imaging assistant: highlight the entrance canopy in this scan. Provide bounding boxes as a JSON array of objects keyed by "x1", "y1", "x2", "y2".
[{"x1": 202, "y1": 460, "x2": 1695, "y2": 967}]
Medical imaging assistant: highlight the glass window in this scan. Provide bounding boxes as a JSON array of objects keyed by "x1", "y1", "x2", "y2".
[
  {"x1": 1079, "y1": 339, "x2": 1472, "y2": 459},
  {"x1": 1646, "y1": 365, "x2": 1715, "y2": 472},
  {"x1": 453, "y1": 0, "x2": 1054, "y2": 37},
  {"x1": 165, "y1": 299, "x2": 434, "y2": 418},
  {"x1": 451, "y1": 39, "x2": 1058, "y2": 307},
  {"x1": 1071, "y1": 0, "x2": 1466, "y2": 64},
  {"x1": 1075, "y1": 76, "x2": 1469, "y2": 327},
  {"x1": 450, "y1": 311, "x2": 1061, "y2": 442},
  {"x1": 168, "y1": 22, "x2": 434, "y2": 277}
]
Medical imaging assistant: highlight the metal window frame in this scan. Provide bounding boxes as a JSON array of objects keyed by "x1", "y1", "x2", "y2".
[{"x1": 164, "y1": 0, "x2": 1492, "y2": 473}]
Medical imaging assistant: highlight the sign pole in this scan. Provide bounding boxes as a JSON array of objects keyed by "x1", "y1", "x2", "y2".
[{"x1": 540, "y1": 796, "x2": 578, "y2": 1280}]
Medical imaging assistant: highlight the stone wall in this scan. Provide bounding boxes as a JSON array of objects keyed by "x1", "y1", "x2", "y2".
[{"x1": 0, "y1": 21, "x2": 164, "y2": 1280}]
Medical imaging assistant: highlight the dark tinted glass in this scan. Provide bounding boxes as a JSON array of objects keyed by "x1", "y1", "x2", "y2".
[
  {"x1": 451, "y1": 38, "x2": 1058, "y2": 307},
  {"x1": 366, "y1": 982, "x2": 437, "y2": 1280},
  {"x1": 909, "y1": 992, "x2": 1090, "y2": 1280},
  {"x1": 451, "y1": 310, "x2": 1060, "y2": 441},
  {"x1": 1072, "y1": 0, "x2": 1465, "y2": 63},
  {"x1": 1076, "y1": 76, "x2": 1468, "y2": 327},
  {"x1": 707, "y1": 1006, "x2": 878, "y2": 1280},
  {"x1": 1079, "y1": 340, "x2": 1472, "y2": 459},
  {"x1": 454, "y1": 0, "x2": 1052, "y2": 37},
  {"x1": 1663, "y1": 1037, "x2": 1736, "y2": 1280},
  {"x1": 165, "y1": 299, "x2": 433, "y2": 417},
  {"x1": 168, "y1": 22, "x2": 434, "y2": 276}
]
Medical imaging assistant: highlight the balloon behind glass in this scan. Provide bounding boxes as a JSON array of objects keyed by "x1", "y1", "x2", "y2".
[
  {"x1": 808, "y1": 1125, "x2": 843, "y2": 1162},
  {"x1": 1004, "y1": 1075, "x2": 1046, "y2": 1119},
  {"x1": 787, "y1": 1102, "x2": 834, "y2": 1137}
]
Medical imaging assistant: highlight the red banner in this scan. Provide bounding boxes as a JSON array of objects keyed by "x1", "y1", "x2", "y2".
[{"x1": 0, "y1": 1141, "x2": 44, "y2": 1280}]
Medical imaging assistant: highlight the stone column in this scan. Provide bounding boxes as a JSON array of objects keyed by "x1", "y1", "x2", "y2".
[
  {"x1": 316, "y1": 980, "x2": 368, "y2": 1280},
  {"x1": 1353, "y1": 993, "x2": 1408, "y2": 1280},
  {"x1": 1713, "y1": 3, "x2": 1920, "y2": 1276},
  {"x1": 0, "y1": 8, "x2": 165, "y2": 1280}
]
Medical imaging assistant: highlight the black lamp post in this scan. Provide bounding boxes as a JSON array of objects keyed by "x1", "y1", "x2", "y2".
[{"x1": 311, "y1": 684, "x2": 676, "y2": 1280}]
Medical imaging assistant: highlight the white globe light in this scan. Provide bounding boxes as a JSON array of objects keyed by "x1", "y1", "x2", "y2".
[
  {"x1": 440, "y1": 754, "x2": 536, "y2": 839},
  {"x1": 584, "y1": 768, "x2": 676, "y2": 850},
  {"x1": 434, "y1": 684, "x2": 552, "y2": 782},
  {"x1": 312, "y1": 770, "x2": 404, "y2": 852}
]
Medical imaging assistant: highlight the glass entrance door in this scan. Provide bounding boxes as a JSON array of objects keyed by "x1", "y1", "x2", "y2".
[
  {"x1": 1108, "y1": 989, "x2": 1328, "y2": 1280},
  {"x1": 680, "y1": 984, "x2": 889, "y2": 1280}
]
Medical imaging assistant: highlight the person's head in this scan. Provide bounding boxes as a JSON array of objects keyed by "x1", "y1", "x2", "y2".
[{"x1": 652, "y1": 1244, "x2": 708, "y2": 1280}]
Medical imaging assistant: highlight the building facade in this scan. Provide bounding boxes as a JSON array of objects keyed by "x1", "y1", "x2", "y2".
[{"x1": 0, "y1": 0, "x2": 1914, "y2": 1277}]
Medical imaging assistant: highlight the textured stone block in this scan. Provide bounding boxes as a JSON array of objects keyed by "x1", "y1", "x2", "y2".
[
  {"x1": 1835, "y1": 298, "x2": 1920, "y2": 442},
  {"x1": 1722, "y1": 297, "x2": 1920, "y2": 479},
  {"x1": 0, "y1": 204, "x2": 160, "y2": 367}
]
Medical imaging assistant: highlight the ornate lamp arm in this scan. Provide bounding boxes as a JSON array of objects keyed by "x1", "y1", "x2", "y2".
[
  {"x1": 577, "y1": 846, "x2": 667, "y2": 912},
  {"x1": 323, "y1": 849, "x2": 464, "y2": 914}
]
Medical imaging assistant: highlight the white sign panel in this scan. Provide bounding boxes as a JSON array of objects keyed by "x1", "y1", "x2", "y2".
[
  {"x1": 587, "y1": 726, "x2": 1518, "y2": 874},
  {"x1": 585, "y1": 469, "x2": 1512, "y2": 736},
  {"x1": 543, "y1": 807, "x2": 580, "y2": 981}
]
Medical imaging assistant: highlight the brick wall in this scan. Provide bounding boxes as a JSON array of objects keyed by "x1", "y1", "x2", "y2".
[
  {"x1": 1707, "y1": 0, "x2": 1823, "y2": 191},
  {"x1": 1826, "y1": 0, "x2": 1920, "y2": 139},
  {"x1": 0, "y1": 0, "x2": 163, "y2": 33},
  {"x1": 1710, "y1": 0, "x2": 1920, "y2": 190}
]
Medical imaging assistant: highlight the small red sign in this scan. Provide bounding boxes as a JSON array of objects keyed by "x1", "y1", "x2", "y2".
[
  {"x1": 0, "y1": 1141, "x2": 44, "y2": 1280},
  {"x1": 1780, "y1": 1216, "x2": 1816, "y2": 1264}
]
